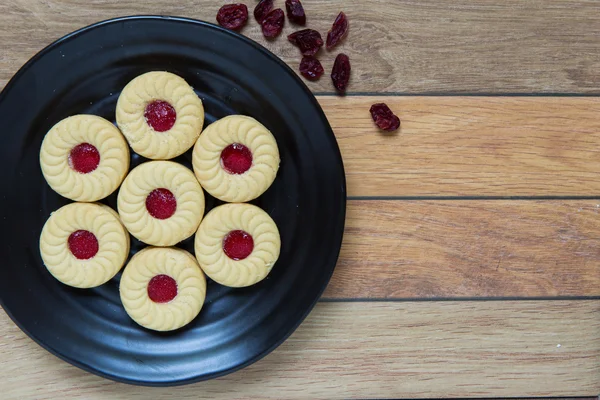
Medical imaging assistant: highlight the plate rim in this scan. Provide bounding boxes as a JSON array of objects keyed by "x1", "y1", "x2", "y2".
[{"x1": 0, "y1": 15, "x2": 347, "y2": 386}]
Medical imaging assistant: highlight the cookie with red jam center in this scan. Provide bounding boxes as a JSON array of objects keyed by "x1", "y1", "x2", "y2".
[
  {"x1": 116, "y1": 71, "x2": 204, "y2": 160},
  {"x1": 195, "y1": 203, "x2": 280, "y2": 287},
  {"x1": 39, "y1": 203, "x2": 130, "y2": 288},
  {"x1": 40, "y1": 115, "x2": 129, "y2": 202},
  {"x1": 117, "y1": 161, "x2": 205, "y2": 246},
  {"x1": 192, "y1": 115, "x2": 280, "y2": 202},
  {"x1": 120, "y1": 247, "x2": 206, "y2": 331}
]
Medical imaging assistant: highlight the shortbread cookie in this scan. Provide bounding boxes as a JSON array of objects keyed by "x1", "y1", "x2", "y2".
[
  {"x1": 39, "y1": 202, "x2": 130, "y2": 288},
  {"x1": 40, "y1": 115, "x2": 130, "y2": 202},
  {"x1": 120, "y1": 247, "x2": 206, "y2": 331},
  {"x1": 117, "y1": 161, "x2": 205, "y2": 246},
  {"x1": 116, "y1": 71, "x2": 204, "y2": 159},
  {"x1": 194, "y1": 203, "x2": 280, "y2": 287},
  {"x1": 192, "y1": 115, "x2": 279, "y2": 202}
]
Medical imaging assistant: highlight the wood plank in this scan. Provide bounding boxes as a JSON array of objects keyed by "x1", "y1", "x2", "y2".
[
  {"x1": 1, "y1": 1, "x2": 600, "y2": 93},
  {"x1": 321, "y1": 96, "x2": 600, "y2": 197},
  {"x1": 326, "y1": 200, "x2": 600, "y2": 299},
  {"x1": 2, "y1": 301, "x2": 599, "y2": 398}
]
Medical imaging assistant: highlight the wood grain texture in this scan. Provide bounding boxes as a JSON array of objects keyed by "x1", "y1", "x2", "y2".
[
  {"x1": 2, "y1": 301, "x2": 599, "y2": 399},
  {"x1": 325, "y1": 200, "x2": 600, "y2": 299},
  {"x1": 1, "y1": 0, "x2": 600, "y2": 93},
  {"x1": 322, "y1": 96, "x2": 600, "y2": 197}
]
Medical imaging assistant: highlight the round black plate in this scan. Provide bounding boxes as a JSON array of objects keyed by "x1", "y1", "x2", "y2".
[{"x1": 0, "y1": 16, "x2": 346, "y2": 386}]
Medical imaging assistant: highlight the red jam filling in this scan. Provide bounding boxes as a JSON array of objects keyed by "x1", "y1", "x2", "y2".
[
  {"x1": 69, "y1": 143, "x2": 100, "y2": 174},
  {"x1": 68, "y1": 230, "x2": 99, "y2": 260},
  {"x1": 147, "y1": 274, "x2": 178, "y2": 303},
  {"x1": 144, "y1": 100, "x2": 176, "y2": 132},
  {"x1": 220, "y1": 143, "x2": 253, "y2": 174},
  {"x1": 223, "y1": 230, "x2": 254, "y2": 260},
  {"x1": 145, "y1": 188, "x2": 177, "y2": 220}
]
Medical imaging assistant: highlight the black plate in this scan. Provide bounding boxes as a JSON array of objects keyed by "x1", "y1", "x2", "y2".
[{"x1": 0, "y1": 16, "x2": 346, "y2": 386}]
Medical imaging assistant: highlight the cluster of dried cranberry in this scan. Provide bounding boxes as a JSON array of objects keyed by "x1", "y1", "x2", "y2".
[
  {"x1": 217, "y1": 1, "x2": 350, "y2": 94},
  {"x1": 286, "y1": 11, "x2": 349, "y2": 94},
  {"x1": 216, "y1": 2, "x2": 399, "y2": 131},
  {"x1": 253, "y1": 0, "x2": 285, "y2": 38}
]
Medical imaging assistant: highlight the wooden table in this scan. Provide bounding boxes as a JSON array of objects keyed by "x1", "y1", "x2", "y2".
[{"x1": 1, "y1": 1, "x2": 600, "y2": 399}]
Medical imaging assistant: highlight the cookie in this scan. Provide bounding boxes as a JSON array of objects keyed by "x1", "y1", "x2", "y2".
[
  {"x1": 39, "y1": 202, "x2": 130, "y2": 288},
  {"x1": 116, "y1": 71, "x2": 204, "y2": 159},
  {"x1": 117, "y1": 161, "x2": 205, "y2": 246},
  {"x1": 192, "y1": 115, "x2": 280, "y2": 202},
  {"x1": 120, "y1": 247, "x2": 206, "y2": 331},
  {"x1": 40, "y1": 115, "x2": 130, "y2": 202},
  {"x1": 194, "y1": 203, "x2": 280, "y2": 287}
]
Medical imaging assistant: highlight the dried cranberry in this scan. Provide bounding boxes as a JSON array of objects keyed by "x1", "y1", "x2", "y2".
[
  {"x1": 288, "y1": 29, "x2": 323, "y2": 56},
  {"x1": 217, "y1": 4, "x2": 249, "y2": 31},
  {"x1": 331, "y1": 53, "x2": 351, "y2": 93},
  {"x1": 254, "y1": 0, "x2": 273, "y2": 23},
  {"x1": 261, "y1": 9, "x2": 285, "y2": 39},
  {"x1": 285, "y1": 0, "x2": 306, "y2": 25},
  {"x1": 370, "y1": 103, "x2": 401, "y2": 132},
  {"x1": 299, "y1": 56, "x2": 324, "y2": 80},
  {"x1": 326, "y1": 12, "x2": 349, "y2": 50}
]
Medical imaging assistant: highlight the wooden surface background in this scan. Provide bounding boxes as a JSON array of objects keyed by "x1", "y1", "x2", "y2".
[{"x1": 1, "y1": 1, "x2": 600, "y2": 399}]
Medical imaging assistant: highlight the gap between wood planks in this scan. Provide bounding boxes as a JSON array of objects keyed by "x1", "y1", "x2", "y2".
[
  {"x1": 316, "y1": 92, "x2": 600, "y2": 97},
  {"x1": 349, "y1": 196, "x2": 600, "y2": 200}
]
